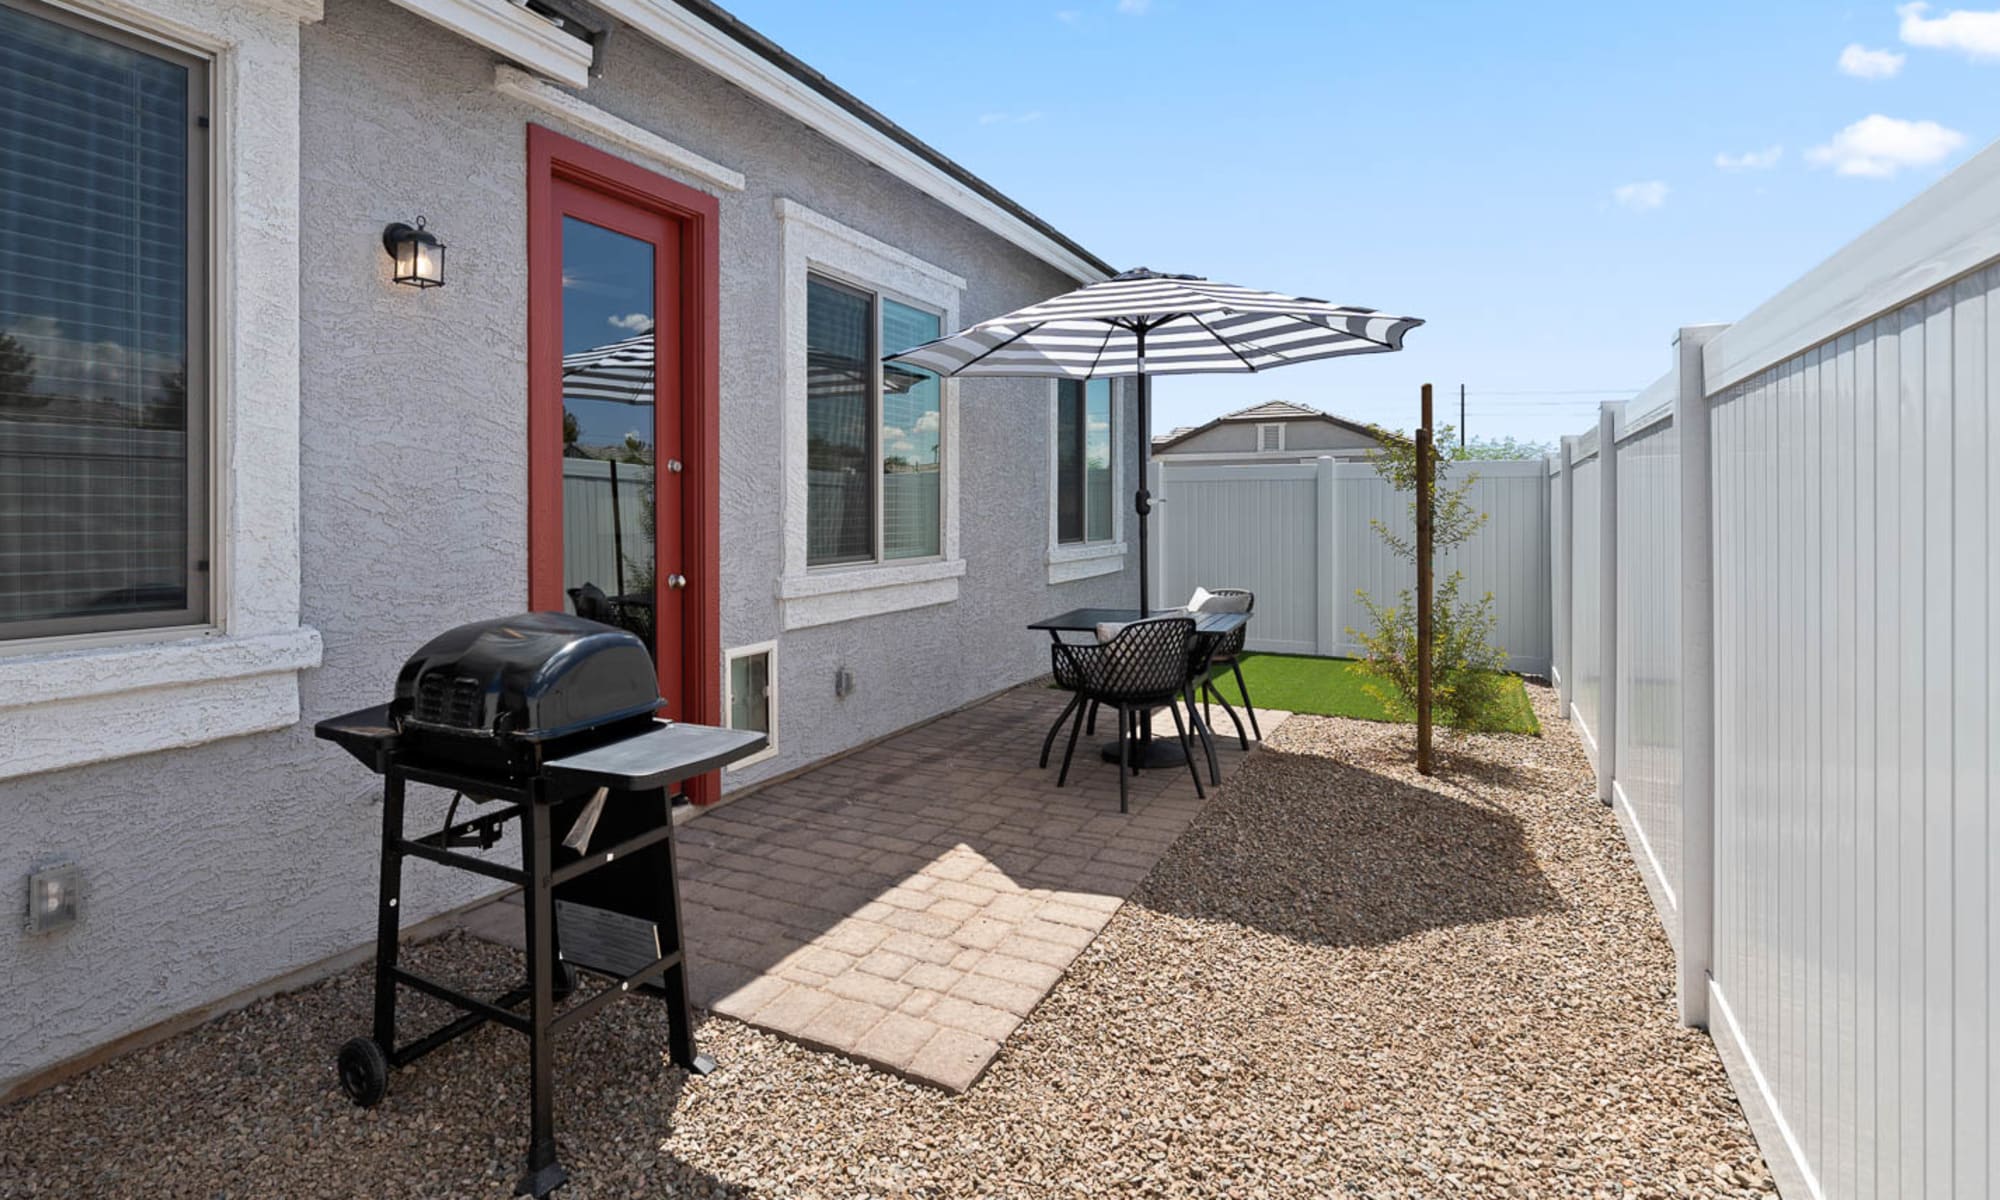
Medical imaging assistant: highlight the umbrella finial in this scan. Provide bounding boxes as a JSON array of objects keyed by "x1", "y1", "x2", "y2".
[{"x1": 1111, "y1": 266, "x2": 1205, "y2": 282}]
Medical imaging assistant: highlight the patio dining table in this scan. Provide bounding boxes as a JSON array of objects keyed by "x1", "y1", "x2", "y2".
[{"x1": 1028, "y1": 607, "x2": 1249, "y2": 772}]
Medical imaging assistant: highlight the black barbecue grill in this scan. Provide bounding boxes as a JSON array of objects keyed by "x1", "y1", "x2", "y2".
[{"x1": 316, "y1": 612, "x2": 766, "y2": 1198}]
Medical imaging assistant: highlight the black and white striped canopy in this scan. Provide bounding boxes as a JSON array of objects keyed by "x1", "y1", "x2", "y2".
[
  {"x1": 562, "y1": 334, "x2": 932, "y2": 405},
  {"x1": 885, "y1": 268, "x2": 1422, "y2": 379},
  {"x1": 563, "y1": 332, "x2": 656, "y2": 405}
]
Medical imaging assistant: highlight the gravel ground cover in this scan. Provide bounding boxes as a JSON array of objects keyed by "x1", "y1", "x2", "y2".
[{"x1": 0, "y1": 682, "x2": 1773, "y2": 1198}]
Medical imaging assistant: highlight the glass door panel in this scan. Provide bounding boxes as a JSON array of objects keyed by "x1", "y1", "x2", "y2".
[{"x1": 559, "y1": 216, "x2": 658, "y2": 656}]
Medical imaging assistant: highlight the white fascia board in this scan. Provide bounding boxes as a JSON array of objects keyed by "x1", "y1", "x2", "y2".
[
  {"x1": 587, "y1": 0, "x2": 1108, "y2": 284},
  {"x1": 1704, "y1": 136, "x2": 2000, "y2": 395},
  {"x1": 494, "y1": 65, "x2": 745, "y2": 192},
  {"x1": 387, "y1": 0, "x2": 592, "y2": 87}
]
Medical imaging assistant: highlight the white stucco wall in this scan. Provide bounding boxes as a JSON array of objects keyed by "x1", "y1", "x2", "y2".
[{"x1": 0, "y1": 0, "x2": 1135, "y2": 1090}]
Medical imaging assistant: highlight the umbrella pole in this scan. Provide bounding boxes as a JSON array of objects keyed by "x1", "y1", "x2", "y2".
[
  {"x1": 1134, "y1": 324, "x2": 1152, "y2": 616},
  {"x1": 1135, "y1": 371, "x2": 1152, "y2": 616}
]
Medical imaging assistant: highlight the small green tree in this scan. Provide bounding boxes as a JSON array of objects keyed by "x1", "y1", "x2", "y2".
[
  {"x1": 1451, "y1": 433, "x2": 1552, "y2": 461},
  {"x1": 1349, "y1": 423, "x2": 1510, "y2": 730}
]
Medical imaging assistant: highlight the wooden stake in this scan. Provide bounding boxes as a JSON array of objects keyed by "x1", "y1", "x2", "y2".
[{"x1": 1416, "y1": 383, "x2": 1434, "y2": 776}]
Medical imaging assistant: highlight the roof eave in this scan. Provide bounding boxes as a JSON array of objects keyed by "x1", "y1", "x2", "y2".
[{"x1": 584, "y1": 0, "x2": 1115, "y2": 283}]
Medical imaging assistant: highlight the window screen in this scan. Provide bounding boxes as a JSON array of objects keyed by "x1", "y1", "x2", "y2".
[
  {"x1": 879, "y1": 298, "x2": 940, "y2": 560},
  {"x1": 0, "y1": 0, "x2": 207, "y2": 639},
  {"x1": 805, "y1": 276, "x2": 873, "y2": 566}
]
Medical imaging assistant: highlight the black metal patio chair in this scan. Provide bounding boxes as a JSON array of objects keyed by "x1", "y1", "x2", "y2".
[
  {"x1": 1190, "y1": 587, "x2": 1261, "y2": 750},
  {"x1": 1050, "y1": 616, "x2": 1205, "y2": 813}
]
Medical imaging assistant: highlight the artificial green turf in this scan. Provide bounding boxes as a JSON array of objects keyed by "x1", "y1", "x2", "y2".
[{"x1": 1201, "y1": 652, "x2": 1541, "y2": 735}]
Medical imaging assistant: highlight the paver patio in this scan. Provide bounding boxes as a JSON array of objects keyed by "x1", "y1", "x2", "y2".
[{"x1": 464, "y1": 682, "x2": 1286, "y2": 1090}]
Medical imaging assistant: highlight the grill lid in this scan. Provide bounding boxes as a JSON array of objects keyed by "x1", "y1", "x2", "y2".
[{"x1": 393, "y1": 612, "x2": 662, "y2": 743}]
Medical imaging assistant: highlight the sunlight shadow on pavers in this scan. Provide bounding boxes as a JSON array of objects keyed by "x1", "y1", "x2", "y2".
[{"x1": 644, "y1": 683, "x2": 1287, "y2": 1091}]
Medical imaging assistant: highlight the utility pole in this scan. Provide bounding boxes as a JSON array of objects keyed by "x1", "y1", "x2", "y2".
[
  {"x1": 1459, "y1": 383, "x2": 1466, "y2": 449},
  {"x1": 1416, "y1": 383, "x2": 1435, "y2": 775}
]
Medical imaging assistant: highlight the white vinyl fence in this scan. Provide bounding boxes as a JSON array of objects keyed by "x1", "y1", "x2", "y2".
[
  {"x1": 1549, "y1": 140, "x2": 2000, "y2": 1200},
  {"x1": 1151, "y1": 456, "x2": 1552, "y2": 675},
  {"x1": 563, "y1": 457, "x2": 652, "y2": 597}
]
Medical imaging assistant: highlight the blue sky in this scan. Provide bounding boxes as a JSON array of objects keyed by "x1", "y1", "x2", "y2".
[{"x1": 725, "y1": 0, "x2": 1996, "y2": 448}]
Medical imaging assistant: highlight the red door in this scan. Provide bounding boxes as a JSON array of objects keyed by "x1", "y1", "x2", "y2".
[{"x1": 527, "y1": 126, "x2": 722, "y2": 799}]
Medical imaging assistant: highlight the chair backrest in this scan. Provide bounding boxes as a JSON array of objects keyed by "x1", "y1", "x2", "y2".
[
  {"x1": 1192, "y1": 586, "x2": 1254, "y2": 658},
  {"x1": 1075, "y1": 616, "x2": 1196, "y2": 700},
  {"x1": 567, "y1": 582, "x2": 614, "y2": 623}
]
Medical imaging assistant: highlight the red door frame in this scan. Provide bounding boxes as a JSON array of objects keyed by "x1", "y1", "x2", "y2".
[{"x1": 527, "y1": 123, "x2": 723, "y2": 805}]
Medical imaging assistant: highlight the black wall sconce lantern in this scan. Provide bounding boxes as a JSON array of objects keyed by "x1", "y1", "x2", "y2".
[{"x1": 382, "y1": 217, "x2": 445, "y2": 288}]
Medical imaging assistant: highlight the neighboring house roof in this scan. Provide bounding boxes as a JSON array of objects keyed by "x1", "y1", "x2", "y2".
[{"x1": 1151, "y1": 400, "x2": 1387, "y2": 451}]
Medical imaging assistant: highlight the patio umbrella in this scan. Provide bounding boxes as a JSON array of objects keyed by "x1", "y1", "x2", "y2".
[
  {"x1": 886, "y1": 268, "x2": 1422, "y2": 612},
  {"x1": 563, "y1": 331, "x2": 658, "y2": 406}
]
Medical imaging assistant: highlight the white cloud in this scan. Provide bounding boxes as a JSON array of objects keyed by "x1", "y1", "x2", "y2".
[
  {"x1": 1714, "y1": 145, "x2": 1783, "y2": 171},
  {"x1": 1806, "y1": 113, "x2": 1966, "y2": 176},
  {"x1": 1054, "y1": 9, "x2": 1083, "y2": 23},
  {"x1": 1898, "y1": 2, "x2": 2000, "y2": 59},
  {"x1": 1, "y1": 315, "x2": 182, "y2": 401},
  {"x1": 1612, "y1": 180, "x2": 1669, "y2": 211},
  {"x1": 1117, "y1": 0, "x2": 1152, "y2": 12},
  {"x1": 978, "y1": 110, "x2": 1045, "y2": 126},
  {"x1": 1838, "y1": 43, "x2": 1907, "y2": 77},
  {"x1": 607, "y1": 312, "x2": 652, "y2": 333}
]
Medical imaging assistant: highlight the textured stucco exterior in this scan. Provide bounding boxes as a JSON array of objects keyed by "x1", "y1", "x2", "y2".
[{"x1": 0, "y1": 0, "x2": 1133, "y2": 1090}]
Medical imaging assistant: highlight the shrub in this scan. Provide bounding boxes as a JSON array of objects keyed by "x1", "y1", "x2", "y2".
[
  {"x1": 1350, "y1": 572, "x2": 1509, "y2": 729},
  {"x1": 1347, "y1": 422, "x2": 1515, "y2": 733}
]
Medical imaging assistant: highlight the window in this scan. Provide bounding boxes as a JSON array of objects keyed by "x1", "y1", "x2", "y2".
[
  {"x1": 778, "y1": 201, "x2": 963, "y2": 629},
  {"x1": 722, "y1": 642, "x2": 776, "y2": 769},
  {"x1": 804, "y1": 273, "x2": 943, "y2": 567},
  {"x1": 1055, "y1": 379, "x2": 1114, "y2": 544},
  {"x1": 1257, "y1": 422, "x2": 1285, "y2": 452},
  {"x1": 0, "y1": 0, "x2": 208, "y2": 640}
]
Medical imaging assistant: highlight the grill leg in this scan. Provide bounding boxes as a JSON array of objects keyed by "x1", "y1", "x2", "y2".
[
  {"x1": 655, "y1": 789, "x2": 714, "y2": 1076},
  {"x1": 516, "y1": 790, "x2": 568, "y2": 1198},
  {"x1": 370, "y1": 774, "x2": 406, "y2": 1053}
]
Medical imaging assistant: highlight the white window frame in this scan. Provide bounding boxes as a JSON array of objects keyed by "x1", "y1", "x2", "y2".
[
  {"x1": 1257, "y1": 422, "x2": 1286, "y2": 452},
  {"x1": 0, "y1": 0, "x2": 322, "y2": 782},
  {"x1": 720, "y1": 640, "x2": 778, "y2": 770},
  {"x1": 776, "y1": 198, "x2": 964, "y2": 630},
  {"x1": 1045, "y1": 379, "x2": 1127, "y2": 584}
]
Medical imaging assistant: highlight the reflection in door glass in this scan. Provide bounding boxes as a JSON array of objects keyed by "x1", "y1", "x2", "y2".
[{"x1": 559, "y1": 217, "x2": 656, "y2": 654}]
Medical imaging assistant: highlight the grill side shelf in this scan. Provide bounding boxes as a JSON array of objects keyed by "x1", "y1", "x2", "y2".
[
  {"x1": 542, "y1": 721, "x2": 766, "y2": 792},
  {"x1": 314, "y1": 704, "x2": 401, "y2": 772}
]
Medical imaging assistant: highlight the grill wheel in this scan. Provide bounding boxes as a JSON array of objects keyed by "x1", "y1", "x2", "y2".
[{"x1": 337, "y1": 1036, "x2": 389, "y2": 1107}]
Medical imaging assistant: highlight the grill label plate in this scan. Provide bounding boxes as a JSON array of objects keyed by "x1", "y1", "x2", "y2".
[{"x1": 555, "y1": 900, "x2": 661, "y2": 979}]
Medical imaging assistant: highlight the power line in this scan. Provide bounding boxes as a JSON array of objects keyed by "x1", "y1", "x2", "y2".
[{"x1": 1463, "y1": 388, "x2": 1649, "y2": 397}]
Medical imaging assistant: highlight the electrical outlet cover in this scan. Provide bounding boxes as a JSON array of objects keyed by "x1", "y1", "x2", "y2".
[{"x1": 26, "y1": 863, "x2": 80, "y2": 934}]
